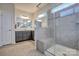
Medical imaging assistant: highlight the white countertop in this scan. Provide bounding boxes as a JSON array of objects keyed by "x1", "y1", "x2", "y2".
[{"x1": 15, "y1": 28, "x2": 35, "y2": 31}]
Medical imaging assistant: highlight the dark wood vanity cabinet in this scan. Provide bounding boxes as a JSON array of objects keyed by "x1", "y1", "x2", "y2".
[
  {"x1": 15, "y1": 31, "x2": 34, "y2": 43},
  {"x1": 16, "y1": 31, "x2": 23, "y2": 42}
]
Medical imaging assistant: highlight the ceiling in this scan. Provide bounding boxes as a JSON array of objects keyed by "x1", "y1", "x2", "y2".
[{"x1": 15, "y1": 3, "x2": 48, "y2": 13}]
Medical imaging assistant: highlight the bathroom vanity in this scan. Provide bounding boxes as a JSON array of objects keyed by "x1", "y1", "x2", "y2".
[{"x1": 15, "y1": 30, "x2": 34, "y2": 43}]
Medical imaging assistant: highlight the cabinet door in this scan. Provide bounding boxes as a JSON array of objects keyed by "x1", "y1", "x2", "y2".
[
  {"x1": 17, "y1": 31, "x2": 23, "y2": 42},
  {"x1": 15, "y1": 31, "x2": 19, "y2": 42},
  {"x1": 26, "y1": 31, "x2": 31, "y2": 40},
  {"x1": 22, "y1": 31, "x2": 27, "y2": 40}
]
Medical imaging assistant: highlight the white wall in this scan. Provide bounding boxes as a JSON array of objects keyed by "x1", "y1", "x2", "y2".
[{"x1": 15, "y1": 9, "x2": 32, "y2": 19}]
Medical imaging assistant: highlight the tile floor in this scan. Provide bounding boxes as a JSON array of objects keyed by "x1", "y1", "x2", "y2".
[{"x1": 0, "y1": 40, "x2": 45, "y2": 56}]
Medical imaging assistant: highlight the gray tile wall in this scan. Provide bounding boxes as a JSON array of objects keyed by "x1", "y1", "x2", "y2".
[
  {"x1": 35, "y1": 10, "x2": 79, "y2": 52},
  {"x1": 55, "y1": 15, "x2": 77, "y2": 49}
]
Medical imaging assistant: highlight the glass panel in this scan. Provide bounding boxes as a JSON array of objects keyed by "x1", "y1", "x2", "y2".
[
  {"x1": 51, "y1": 3, "x2": 75, "y2": 13},
  {"x1": 55, "y1": 12, "x2": 60, "y2": 18},
  {"x1": 60, "y1": 8, "x2": 74, "y2": 17},
  {"x1": 49, "y1": 3, "x2": 78, "y2": 56},
  {"x1": 35, "y1": 20, "x2": 42, "y2": 29},
  {"x1": 74, "y1": 4, "x2": 79, "y2": 13}
]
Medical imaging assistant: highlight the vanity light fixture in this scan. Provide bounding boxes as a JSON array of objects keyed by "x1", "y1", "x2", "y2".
[
  {"x1": 20, "y1": 15, "x2": 30, "y2": 19},
  {"x1": 27, "y1": 20, "x2": 31, "y2": 22},
  {"x1": 37, "y1": 19, "x2": 42, "y2": 22}
]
